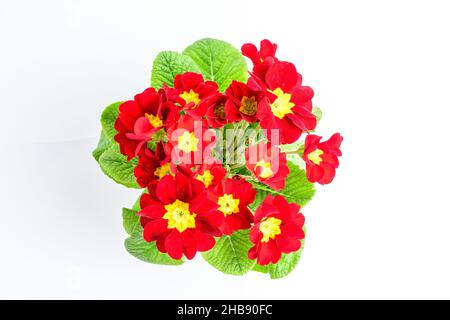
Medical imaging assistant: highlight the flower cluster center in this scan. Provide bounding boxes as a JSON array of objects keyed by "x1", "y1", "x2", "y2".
[
  {"x1": 154, "y1": 162, "x2": 172, "y2": 179},
  {"x1": 178, "y1": 131, "x2": 199, "y2": 153},
  {"x1": 145, "y1": 113, "x2": 163, "y2": 128},
  {"x1": 163, "y1": 199, "x2": 196, "y2": 233},
  {"x1": 254, "y1": 159, "x2": 274, "y2": 179},
  {"x1": 240, "y1": 96, "x2": 258, "y2": 116},
  {"x1": 218, "y1": 194, "x2": 240, "y2": 216},
  {"x1": 259, "y1": 217, "x2": 282, "y2": 243},
  {"x1": 179, "y1": 89, "x2": 201, "y2": 107},
  {"x1": 308, "y1": 148, "x2": 324, "y2": 165},
  {"x1": 196, "y1": 170, "x2": 214, "y2": 188},
  {"x1": 269, "y1": 88, "x2": 295, "y2": 119},
  {"x1": 214, "y1": 104, "x2": 226, "y2": 119}
]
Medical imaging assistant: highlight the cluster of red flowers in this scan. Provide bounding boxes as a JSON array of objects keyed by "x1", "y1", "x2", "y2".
[{"x1": 113, "y1": 40, "x2": 343, "y2": 266}]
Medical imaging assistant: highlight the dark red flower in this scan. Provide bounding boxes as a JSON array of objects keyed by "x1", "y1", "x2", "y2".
[
  {"x1": 205, "y1": 94, "x2": 229, "y2": 128},
  {"x1": 139, "y1": 172, "x2": 223, "y2": 260},
  {"x1": 210, "y1": 178, "x2": 256, "y2": 235},
  {"x1": 114, "y1": 88, "x2": 179, "y2": 160},
  {"x1": 166, "y1": 114, "x2": 216, "y2": 168},
  {"x1": 134, "y1": 142, "x2": 173, "y2": 188},
  {"x1": 224, "y1": 81, "x2": 261, "y2": 123},
  {"x1": 302, "y1": 133, "x2": 343, "y2": 185},
  {"x1": 242, "y1": 39, "x2": 278, "y2": 80},
  {"x1": 248, "y1": 195, "x2": 305, "y2": 266},
  {"x1": 255, "y1": 61, "x2": 317, "y2": 145},
  {"x1": 165, "y1": 72, "x2": 220, "y2": 119},
  {"x1": 245, "y1": 141, "x2": 289, "y2": 191}
]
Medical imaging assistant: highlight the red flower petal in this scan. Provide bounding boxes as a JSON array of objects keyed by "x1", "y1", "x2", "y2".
[
  {"x1": 275, "y1": 235, "x2": 301, "y2": 254},
  {"x1": 156, "y1": 175, "x2": 177, "y2": 204},
  {"x1": 265, "y1": 61, "x2": 298, "y2": 92},
  {"x1": 181, "y1": 229, "x2": 198, "y2": 260},
  {"x1": 165, "y1": 231, "x2": 184, "y2": 260},
  {"x1": 143, "y1": 219, "x2": 168, "y2": 242}
]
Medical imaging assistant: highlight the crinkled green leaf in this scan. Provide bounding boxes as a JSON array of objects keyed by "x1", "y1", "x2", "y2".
[
  {"x1": 125, "y1": 236, "x2": 184, "y2": 266},
  {"x1": 100, "y1": 101, "x2": 122, "y2": 142},
  {"x1": 92, "y1": 130, "x2": 112, "y2": 162},
  {"x1": 283, "y1": 162, "x2": 315, "y2": 206},
  {"x1": 249, "y1": 189, "x2": 269, "y2": 212},
  {"x1": 249, "y1": 161, "x2": 315, "y2": 208},
  {"x1": 183, "y1": 38, "x2": 248, "y2": 91},
  {"x1": 252, "y1": 230, "x2": 306, "y2": 279},
  {"x1": 267, "y1": 240, "x2": 305, "y2": 279},
  {"x1": 252, "y1": 263, "x2": 268, "y2": 274},
  {"x1": 202, "y1": 230, "x2": 256, "y2": 276},
  {"x1": 123, "y1": 196, "x2": 184, "y2": 266},
  {"x1": 98, "y1": 145, "x2": 139, "y2": 189},
  {"x1": 122, "y1": 208, "x2": 140, "y2": 236},
  {"x1": 151, "y1": 51, "x2": 202, "y2": 89}
]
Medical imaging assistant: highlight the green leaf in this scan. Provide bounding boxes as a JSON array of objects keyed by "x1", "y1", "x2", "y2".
[
  {"x1": 183, "y1": 38, "x2": 248, "y2": 91},
  {"x1": 92, "y1": 130, "x2": 112, "y2": 162},
  {"x1": 98, "y1": 145, "x2": 139, "y2": 189},
  {"x1": 100, "y1": 101, "x2": 122, "y2": 142},
  {"x1": 249, "y1": 161, "x2": 315, "y2": 207},
  {"x1": 252, "y1": 263, "x2": 268, "y2": 274},
  {"x1": 286, "y1": 153, "x2": 305, "y2": 170},
  {"x1": 122, "y1": 208, "x2": 140, "y2": 236},
  {"x1": 151, "y1": 51, "x2": 202, "y2": 89},
  {"x1": 279, "y1": 140, "x2": 303, "y2": 153},
  {"x1": 252, "y1": 230, "x2": 306, "y2": 279},
  {"x1": 132, "y1": 193, "x2": 143, "y2": 211},
  {"x1": 283, "y1": 162, "x2": 315, "y2": 206},
  {"x1": 313, "y1": 106, "x2": 323, "y2": 123},
  {"x1": 123, "y1": 195, "x2": 184, "y2": 266},
  {"x1": 202, "y1": 229, "x2": 256, "y2": 276},
  {"x1": 250, "y1": 189, "x2": 269, "y2": 212},
  {"x1": 267, "y1": 240, "x2": 305, "y2": 279},
  {"x1": 125, "y1": 236, "x2": 184, "y2": 266}
]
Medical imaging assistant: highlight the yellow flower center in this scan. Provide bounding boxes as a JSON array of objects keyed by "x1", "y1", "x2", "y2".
[
  {"x1": 217, "y1": 194, "x2": 240, "y2": 216},
  {"x1": 307, "y1": 149, "x2": 324, "y2": 165},
  {"x1": 154, "y1": 162, "x2": 173, "y2": 180},
  {"x1": 254, "y1": 159, "x2": 274, "y2": 179},
  {"x1": 145, "y1": 113, "x2": 163, "y2": 128},
  {"x1": 179, "y1": 89, "x2": 201, "y2": 108},
  {"x1": 259, "y1": 217, "x2": 282, "y2": 243},
  {"x1": 239, "y1": 96, "x2": 258, "y2": 116},
  {"x1": 269, "y1": 88, "x2": 295, "y2": 119},
  {"x1": 196, "y1": 170, "x2": 214, "y2": 188},
  {"x1": 178, "y1": 131, "x2": 199, "y2": 153},
  {"x1": 163, "y1": 200, "x2": 196, "y2": 233}
]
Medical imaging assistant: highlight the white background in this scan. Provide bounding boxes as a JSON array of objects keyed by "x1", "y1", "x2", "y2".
[{"x1": 1, "y1": 0, "x2": 450, "y2": 299}]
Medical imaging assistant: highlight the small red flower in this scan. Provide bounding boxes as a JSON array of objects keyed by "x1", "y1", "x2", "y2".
[
  {"x1": 139, "y1": 171, "x2": 223, "y2": 260},
  {"x1": 242, "y1": 39, "x2": 278, "y2": 80},
  {"x1": 253, "y1": 61, "x2": 317, "y2": 145},
  {"x1": 205, "y1": 94, "x2": 229, "y2": 128},
  {"x1": 114, "y1": 88, "x2": 179, "y2": 160},
  {"x1": 211, "y1": 178, "x2": 256, "y2": 235},
  {"x1": 134, "y1": 142, "x2": 173, "y2": 188},
  {"x1": 302, "y1": 133, "x2": 343, "y2": 185},
  {"x1": 193, "y1": 160, "x2": 227, "y2": 190},
  {"x1": 245, "y1": 141, "x2": 289, "y2": 191},
  {"x1": 248, "y1": 195, "x2": 305, "y2": 266},
  {"x1": 165, "y1": 72, "x2": 220, "y2": 118},
  {"x1": 166, "y1": 114, "x2": 216, "y2": 167},
  {"x1": 224, "y1": 81, "x2": 261, "y2": 123}
]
